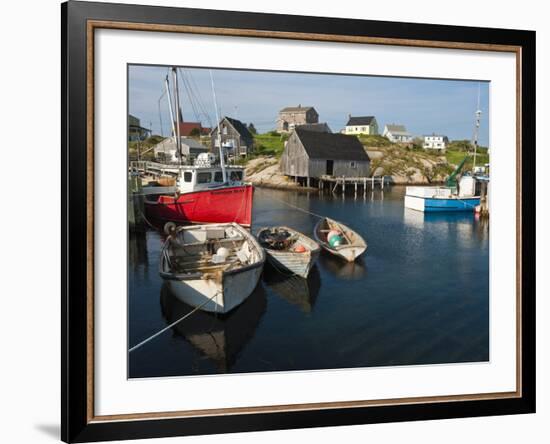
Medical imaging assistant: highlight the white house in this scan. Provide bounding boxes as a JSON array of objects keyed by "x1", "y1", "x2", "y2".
[
  {"x1": 344, "y1": 116, "x2": 378, "y2": 135},
  {"x1": 153, "y1": 137, "x2": 209, "y2": 163},
  {"x1": 383, "y1": 124, "x2": 413, "y2": 143},
  {"x1": 422, "y1": 134, "x2": 449, "y2": 151}
]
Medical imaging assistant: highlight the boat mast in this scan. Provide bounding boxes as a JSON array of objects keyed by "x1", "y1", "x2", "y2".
[
  {"x1": 209, "y1": 70, "x2": 228, "y2": 183},
  {"x1": 164, "y1": 75, "x2": 177, "y2": 148},
  {"x1": 472, "y1": 83, "x2": 482, "y2": 170},
  {"x1": 172, "y1": 67, "x2": 183, "y2": 165}
]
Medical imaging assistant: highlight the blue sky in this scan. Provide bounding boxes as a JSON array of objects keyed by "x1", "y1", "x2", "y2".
[{"x1": 129, "y1": 65, "x2": 490, "y2": 146}]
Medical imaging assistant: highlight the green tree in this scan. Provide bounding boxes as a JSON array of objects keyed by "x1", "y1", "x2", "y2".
[
  {"x1": 189, "y1": 127, "x2": 201, "y2": 138},
  {"x1": 247, "y1": 123, "x2": 257, "y2": 134}
]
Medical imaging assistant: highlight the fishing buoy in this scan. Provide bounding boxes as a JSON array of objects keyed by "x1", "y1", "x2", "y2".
[
  {"x1": 327, "y1": 230, "x2": 341, "y2": 243},
  {"x1": 294, "y1": 244, "x2": 307, "y2": 253},
  {"x1": 329, "y1": 234, "x2": 343, "y2": 247},
  {"x1": 163, "y1": 221, "x2": 177, "y2": 235},
  {"x1": 216, "y1": 247, "x2": 230, "y2": 258}
]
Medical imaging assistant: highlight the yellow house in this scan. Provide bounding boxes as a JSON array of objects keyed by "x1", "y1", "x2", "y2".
[{"x1": 344, "y1": 115, "x2": 378, "y2": 135}]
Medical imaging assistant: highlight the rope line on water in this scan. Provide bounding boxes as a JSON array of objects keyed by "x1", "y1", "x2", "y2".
[
  {"x1": 268, "y1": 195, "x2": 325, "y2": 220},
  {"x1": 129, "y1": 292, "x2": 220, "y2": 353}
]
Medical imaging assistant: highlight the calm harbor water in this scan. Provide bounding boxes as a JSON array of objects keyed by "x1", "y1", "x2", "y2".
[{"x1": 128, "y1": 186, "x2": 489, "y2": 378}]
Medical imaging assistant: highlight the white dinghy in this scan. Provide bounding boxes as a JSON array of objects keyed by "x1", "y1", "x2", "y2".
[
  {"x1": 160, "y1": 223, "x2": 265, "y2": 314},
  {"x1": 313, "y1": 217, "x2": 367, "y2": 262}
]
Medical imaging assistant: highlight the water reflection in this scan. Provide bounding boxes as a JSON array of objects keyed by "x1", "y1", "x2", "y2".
[
  {"x1": 262, "y1": 265, "x2": 321, "y2": 313},
  {"x1": 128, "y1": 230, "x2": 149, "y2": 271},
  {"x1": 318, "y1": 254, "x2": 368, "y2": 280},
  {"x1": 159, "y1": 283, "x2": 267, "y2": 372}
]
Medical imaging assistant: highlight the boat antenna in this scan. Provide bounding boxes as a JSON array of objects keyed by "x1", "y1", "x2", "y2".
[
  {"x1": 472, "y1": 82, "x2": 482, "y2": 170},
  {"x1": 172, "y1": 67, "x2": 183, "y2": 165},
  {"x1": 209, "y1": 70, "x2": 227, "y2": 183}
]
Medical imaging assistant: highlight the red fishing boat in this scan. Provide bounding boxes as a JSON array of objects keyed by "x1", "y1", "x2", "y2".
[
  {"x1": 144, "y1": 163, "x2": 253, "y2": 227},
  {"x1": 143, "y1": 67, "x2": 254, "y2": 227}
]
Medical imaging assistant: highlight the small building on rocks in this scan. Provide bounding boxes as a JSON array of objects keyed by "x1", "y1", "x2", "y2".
[
  {"x1": 277, "y1": 105, "x2": 319, "y2": 133},
  {"x1": 344, "y1": 115, "x2": 378, "y2": 135},
  {"x1": 383, "y1": 124, "x2": 413, "y2": 144},
  {"x1": 280, "y1": 128, "x2": 370, "y2": 184},
  {"x1": 210, "y1": 116, "x2": 254, "y2": 157},
  {"x1": 423, "y1": 134, "x2": 449, "y2": 151}
]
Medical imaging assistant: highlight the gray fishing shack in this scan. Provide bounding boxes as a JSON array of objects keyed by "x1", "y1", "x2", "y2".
[{"x1": 280, "y1": 128, "x2": 370, "y2": 184}]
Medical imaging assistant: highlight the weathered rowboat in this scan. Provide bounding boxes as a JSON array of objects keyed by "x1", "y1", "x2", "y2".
[
  {"x1": 159, "y1": 223, "x2": 265, "y2": 314},
  {"x1": 257, "y1": 226, "x2": 320, "y2": 278},
  {"x1": 313, "y1": 218, "x2": 366, "y2": 262}
]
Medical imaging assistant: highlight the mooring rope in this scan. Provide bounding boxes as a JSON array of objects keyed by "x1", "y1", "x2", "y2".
[
  {"x1": 129, "y1": 292, "x2": 220, "y2": 353},
  {"x1": 268, "y1": 195, "x2": 325, "y2": 220}
]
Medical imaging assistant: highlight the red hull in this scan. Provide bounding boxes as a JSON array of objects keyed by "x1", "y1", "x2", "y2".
[{"x1": 145, "y1": 185, "x2": 253, "y2": 227}]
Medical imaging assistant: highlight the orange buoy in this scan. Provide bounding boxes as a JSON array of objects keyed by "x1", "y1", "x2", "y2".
[{"x1": 294, "y1": 244, "x2": 307, "y2": 253}]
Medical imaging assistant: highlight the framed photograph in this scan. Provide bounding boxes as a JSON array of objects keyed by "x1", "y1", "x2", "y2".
[{"x1": 62, "y1": 1, "x2": 535, "y2": 442}]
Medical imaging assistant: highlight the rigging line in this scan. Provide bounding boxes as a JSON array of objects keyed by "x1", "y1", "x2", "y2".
[
  {"x1": 268, "y1": 194, "x2": 325, "y2": 220},
  {"x1": 179, "y1": 68, "x2": 201, "y2": 123},
  {"x1": 184, "y1": 68, "x2": 214, "y2": 128},
  {"x1": 128, "y1": 291, "x2": 220, "y2": 353}
]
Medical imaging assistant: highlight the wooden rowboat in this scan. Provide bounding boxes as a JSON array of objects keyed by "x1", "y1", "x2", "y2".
[
  {"x1": 159, "y1": 223, "x2": 265, "y2": 314},
  {"x1": 257, "y1": 226, "x2": 320, "y2": 278},
  {"x1": 313, "y1": 217, "x2": 366, "y2": 262}
]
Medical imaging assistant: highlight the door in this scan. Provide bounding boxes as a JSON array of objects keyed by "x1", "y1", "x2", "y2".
[{"x1": 326, "y1": 160, "x2": 334, "y2": 175}]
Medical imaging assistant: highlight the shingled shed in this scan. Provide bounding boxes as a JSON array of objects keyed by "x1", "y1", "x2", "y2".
[{"x1": 280, "y1": 128, "x2": 370, "y2": 185}]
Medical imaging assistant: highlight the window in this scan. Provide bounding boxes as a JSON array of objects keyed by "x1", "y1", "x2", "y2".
[
  {"x1": 214, "y1": 171, "x2": 224, "y2": 182},
  {"x1": 230, "y1": 171, "x2": 243, "y2": 181},
  {"x1": 183, "y1": 172, "x2": 192, "y2": 182},
  {"x1": 222, "y1": 125, "x2": 228, "y2": 135},
  {"x1": 197, "y1": 172, "x2": 212, "y2": 183},
  {"x1": 350, "y1": 161, "x2": 357, "y2": 168}
]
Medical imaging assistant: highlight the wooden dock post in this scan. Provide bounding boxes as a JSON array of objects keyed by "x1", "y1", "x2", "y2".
[
  {"x1": 307, "y1": 176, "x2": 310, "y2": 188},
  {"x1": 381, "y1": 176, "x2": 385, "y2": 190}
]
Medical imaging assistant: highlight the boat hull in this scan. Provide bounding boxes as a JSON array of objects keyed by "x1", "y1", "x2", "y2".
[
  {"x1": 265, "y1": 249, "x2": 320, "y2": 278},
  {"x1": 166, "y1": 263, "x2": 263, "y2": 314},
  {"x1": 405, "y1": 195, "x2": 480, "y2": 212},
  {"x1": 145, "y1": 184, "x2": 253, "y2": 227}
]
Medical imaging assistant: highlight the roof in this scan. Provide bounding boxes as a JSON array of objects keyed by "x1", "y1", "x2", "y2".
[
  {"x1": 298, "y1": 122, "x2": 332, "y2": 133},
  {"x1": 295, "y1": 128, "x2": 370, "y2": 161},
  {"x1": 280, "y1": 105, "x2": 315, "y2": 113},
  {"x1": 385, "y1": 124, "x2": 410, "y2": 135},
  {"x1": 221, "y1": 116, "x2": 253, "y2": 141},
  {"x1": 346, "y1": 116, "x2": 375, "y2": 126},
  {"x1": 423, "y1": 134, "x2": 448, "y2": 139},
  {"x1": 180, "y1": 137, "x2": 207, "y2": 149},
  {"x1": 177, "y1": 121, "x2": 202, "y2": 136}
]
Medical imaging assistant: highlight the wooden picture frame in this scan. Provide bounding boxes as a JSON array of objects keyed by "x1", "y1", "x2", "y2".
[{"x1": 62, "y1": 1, "x2": 536, "y2": 442}]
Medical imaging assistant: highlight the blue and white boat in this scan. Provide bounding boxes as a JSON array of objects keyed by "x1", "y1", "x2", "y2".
[{"x1": 404, "y1": 184, "x2": 480, "y2": 212}]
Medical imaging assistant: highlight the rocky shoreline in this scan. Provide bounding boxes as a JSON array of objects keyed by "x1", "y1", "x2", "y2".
[{"x1": 243, "y1": 156, "x2": 446, "y2": 191}]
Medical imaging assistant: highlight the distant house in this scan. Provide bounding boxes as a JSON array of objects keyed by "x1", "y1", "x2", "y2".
[
  {"x1": 210, "y1": 116, "x2": 254, "y2": 157},
  {"x1": 176, "y1": 121, "x2": 202, "y2": 137},
  {"x1": 280, "y1": 128, "x2": 370, "y2": 181},
  {"x1": 153, "y1": 137, "x2": 209, "y2": 163},
  {"x1": 128, "y1": 114, "x2": 151, "y2": 141},
  {"x1": 344, "y1": 115, "x2": 378, "y2": 135},
  {"x1": 277, "y1": 105, "x2": 319, "y2": 133},
  {"x1": 423, "y1": 134, "x2": 449, "y2": 151},
  {"x1": 383, "y1": 124, "x2": 413, "y2": 144}
]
